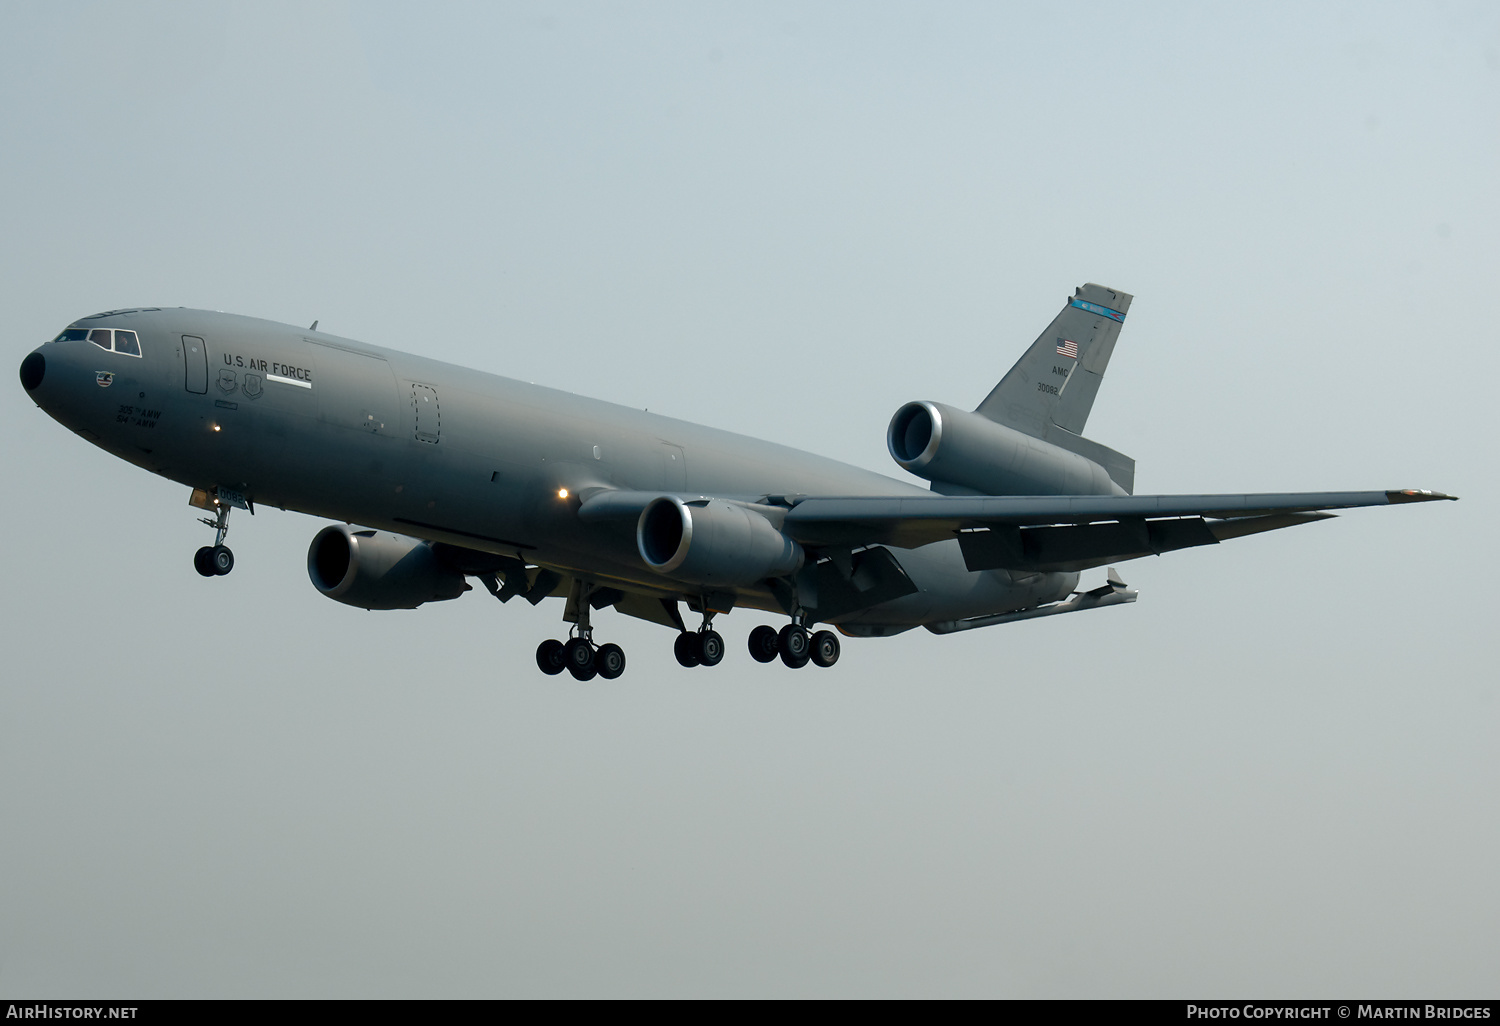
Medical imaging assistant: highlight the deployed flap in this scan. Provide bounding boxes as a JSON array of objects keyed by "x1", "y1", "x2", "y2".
[
  {"x1": 614, "y1": 592, "x2": 686, "y2": 630},
  {"x1": 794, "y1": 546, "x2": 920, "y2": 621},
  {"x1": 956, "y1": 512, "x2": 1334, "y2": 573},
  {"x1": 975, "y1": 283, "x2": 1132, "y2": 438}
]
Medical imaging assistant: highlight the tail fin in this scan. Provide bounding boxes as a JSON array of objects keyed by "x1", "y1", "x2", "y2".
[{"x1": 974, "y1": 283, "x2": 1136, "y2": 493}]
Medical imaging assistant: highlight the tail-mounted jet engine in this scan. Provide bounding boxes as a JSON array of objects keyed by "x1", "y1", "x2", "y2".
[
  {"x1": 887, "y1": 400, "x2": 1122, "y2": 496},
  {"x1": 307, "y1": 525, "x2": 469, "y2": 610},
  {"x1": 637, "y1": 496, "x2": 804, "y2": 586}
]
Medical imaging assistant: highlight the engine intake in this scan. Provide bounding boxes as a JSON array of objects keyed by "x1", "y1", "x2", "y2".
[
  {"x1": 308, "y1": 525, "x2": 469, "y2": 609},
  {"x1": 637, "y1": 496, "x2": 803, "y2": 586},
  {"x1": 888, "y1": 400, "x2": 1122, "y2": 496}
]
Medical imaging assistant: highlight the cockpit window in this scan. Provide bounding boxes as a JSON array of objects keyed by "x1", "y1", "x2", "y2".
[{"x1": 70, "y1": 327, "x2": 144, "y2": 358}]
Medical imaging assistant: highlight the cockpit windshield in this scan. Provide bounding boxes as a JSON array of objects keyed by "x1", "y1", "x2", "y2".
[{"x1": 53, "y1": 327, "x2": 142, "y2": 358}]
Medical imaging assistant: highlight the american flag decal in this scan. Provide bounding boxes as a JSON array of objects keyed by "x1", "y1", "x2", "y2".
[{"x1": 1056, "y1": 338, "x2": 1079, "y2": 359}]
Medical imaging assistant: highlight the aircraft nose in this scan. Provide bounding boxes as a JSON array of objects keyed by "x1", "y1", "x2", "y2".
[{"x1": 19, "y1": 349, "x2": 45, "y2": 392}]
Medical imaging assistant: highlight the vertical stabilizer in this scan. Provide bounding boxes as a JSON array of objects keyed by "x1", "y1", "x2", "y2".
[
  {"x1": 973, "y1": 283, "x2": 1135, "y2": 493},
  {"x1": 975, "y1": 283, "x2": 1131, "y2": 437}
]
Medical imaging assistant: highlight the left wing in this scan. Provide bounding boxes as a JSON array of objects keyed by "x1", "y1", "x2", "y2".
[{"x1": 780, "y1": 489, "x2": 1456, "y2": 573}]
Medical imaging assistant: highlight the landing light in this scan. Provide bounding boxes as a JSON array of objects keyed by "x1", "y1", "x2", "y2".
[
  {"x1": 557, "y1": 488, "x2": 569, "y2": 500},
  {"x1": 211, "y1": 423, "x2": 221, "y2": 433}
]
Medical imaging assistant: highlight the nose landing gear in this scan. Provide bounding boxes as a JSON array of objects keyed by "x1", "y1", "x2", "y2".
[
  {"x1": 192, "y1": 492, "x2": 237, "y2": 577},
  {"x1": 193, "y1": 544, "x2": 234, "y2": 577}
]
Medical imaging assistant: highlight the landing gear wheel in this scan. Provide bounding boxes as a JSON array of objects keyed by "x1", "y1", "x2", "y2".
[
  {"x1": 193, "y1": 546, "x2": 216, "y2": 577},
  {"x1": 596, "y1": 643, "x2": 626, "y2": 680},
  {"x1": 210, "y1": 544, "x2": 234, "y2": 576},
  {"x1": 778, "y1": 625, "x2": 811, "y2": 669},
  {"x1": 536, "y1": 639, "x2": 567, "y2": 675},
  {"x1": 698, "y1": 630, "x2": 725, "y2": 667},
  {"x1": 674, "y1": 631, "x2": 702, "y2": 667},
  {"x1": 810, "y1": 630, "x2": 841, "y2": 668},
  {"x1": 565, "y1": 637, "x2": 597, "y2": 680},
  {"x1": 748, "y1": 625, "x2": 779, "y2": 664}
]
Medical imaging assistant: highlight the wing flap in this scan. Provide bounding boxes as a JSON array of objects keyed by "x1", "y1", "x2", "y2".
[{"x1": 956, "y1": 512, "x2": 1336, "y2": 573}]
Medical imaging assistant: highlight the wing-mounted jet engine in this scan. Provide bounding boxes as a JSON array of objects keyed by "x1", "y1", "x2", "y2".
[
  {"x1": 636, "y1": 496, "x2": 804, "y2": 586},
  {"x1": 308, "y1": 525, "x2": 470, "y2": 610}
]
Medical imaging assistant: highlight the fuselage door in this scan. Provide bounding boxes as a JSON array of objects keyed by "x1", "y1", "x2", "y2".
[
  {"x1": 182, "y1": 335, "x2": 208, "y2": 394},
  {"x1": 659, "y1": 442, "x2": 686, "y2": 491},
  {"x1": 413, "y1": 384, "x2": 440, "y2": 443}
]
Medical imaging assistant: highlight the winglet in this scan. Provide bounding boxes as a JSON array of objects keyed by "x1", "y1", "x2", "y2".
[{"x1": 1386, "y1": 489, "x2": 1459, "y2": 503}]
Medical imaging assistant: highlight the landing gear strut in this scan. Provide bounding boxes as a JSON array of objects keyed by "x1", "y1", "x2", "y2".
[{"x1": 194, "y1": 499, "x2": 234, "y2": 577}]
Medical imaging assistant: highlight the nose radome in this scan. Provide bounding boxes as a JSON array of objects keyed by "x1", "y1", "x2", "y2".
[{"x1": 20, "y1": 350, "x2": 45, "y2": 391}]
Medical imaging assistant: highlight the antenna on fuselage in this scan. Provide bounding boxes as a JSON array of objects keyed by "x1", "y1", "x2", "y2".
[{"x1": 309, "y1": 320, "x2": 319, "y2": 331}]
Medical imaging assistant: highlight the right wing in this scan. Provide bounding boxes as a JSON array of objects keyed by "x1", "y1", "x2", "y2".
[{"x1": 780, "y1": 489, "x2": 1456, "y2": 573}]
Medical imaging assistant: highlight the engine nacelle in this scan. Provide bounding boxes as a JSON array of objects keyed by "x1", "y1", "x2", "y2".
[
  {"x1": 637, "y1": 496, "x2": 804, "y2": 586},
  {"x1": 307, "y1": 525, "x2": 469, "y2": 610},
  {"x1": 888, "y1": 400, "x2": 1121, "y2": 496}
]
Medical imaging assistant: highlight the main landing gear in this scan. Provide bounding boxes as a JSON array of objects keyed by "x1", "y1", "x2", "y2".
[
  {"x1": 748, "y1": 622, "x2": 841, "y2": 669},
  {"x1": 673, "y1": 613, "x2": 726, "y2": 669},
  {"x1": 531, "y1": 584, "x2": 841, "y2": 679},
  {"x1": 193, "y1": 499, "x2": 234, "y2": 577},
  {"x1": 535, "y1": 581, "x2": 626, "y2": 681},
  {"x1": 535, "y1": 634, "x2": 626, "y2": 681}
]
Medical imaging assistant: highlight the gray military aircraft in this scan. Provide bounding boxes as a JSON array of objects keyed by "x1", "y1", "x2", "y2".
[{"x1": 18, "y1": 283, "x2": 1454, "y2": 679}]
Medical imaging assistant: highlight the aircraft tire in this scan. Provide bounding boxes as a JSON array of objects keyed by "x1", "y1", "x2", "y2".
[
  {"x1": 778, "y1": 625, "x2": 811, "y2": 669},
  {"x1": 698, "y1": 630, "x2": 725, "y2": 667},
  {"x1": 536, "y1": 639, "x2": 567, "y2": 675},
  {"x1": 193, "y1": 546, "x2": 217, "y2": 578},
  {"x1": 211, "y1": 545, "x2": 234, "y2": 576},
  {"x1": 810, "y1": 630, "x2": 840, "y2": 668},
  {"x1": 748, "y1": 625, "x2": 779, "y2": 663},
  {"x1": 565, "y1": 637, "x2": 597, "y2": 680},
  {"x1": 673, "y1": 631, "x2": 702, "y2": 667},
  {"x1": 596, "y1": 643, "x2": 626, "y2": 679}
]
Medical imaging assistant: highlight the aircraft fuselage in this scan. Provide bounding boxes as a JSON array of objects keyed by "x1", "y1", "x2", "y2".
[{"x1": 21, "y1": 307, "x2": 1072, "y2": 628}]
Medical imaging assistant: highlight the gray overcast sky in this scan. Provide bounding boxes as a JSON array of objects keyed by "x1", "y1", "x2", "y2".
[{"x1": 1, "y1": 0, "x2": 1496, "y2": 998}]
